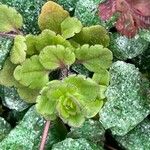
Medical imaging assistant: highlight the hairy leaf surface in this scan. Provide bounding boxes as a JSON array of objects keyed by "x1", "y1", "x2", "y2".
[
  {"x1": 38, "y1": 1, "x2": 69, "y2": 33},
  {"x1": 0, "y1": 4, "x2": 23, "y2": 32},
  {"x1": 61, "y1": 17, "x2": 83, "y2": 39},
  {"x1": 39, "y1": 45, "x2": 75, "y2": 70},
  {"x1": 73, "y1": 25, "x2": 110, "y2": 47},
  {"x1": 14, "y1": 55, "x2": 49, "y2": 89},
  {"x1": 75, "y1": 44, "x2": 113, "y2": 73},
  {"x1": 10, "y1": 35, "x2": 27, "y2": 64}
]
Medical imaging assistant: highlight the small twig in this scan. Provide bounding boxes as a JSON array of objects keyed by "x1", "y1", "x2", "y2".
[
  {"x1": 39, "y1": 120, "x2": 50, "y2": 150},
  {"x1": 0, "y1": 32, "x2": 17, "y2": 38}
]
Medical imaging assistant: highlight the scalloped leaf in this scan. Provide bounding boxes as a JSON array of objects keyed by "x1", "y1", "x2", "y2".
[
  {"x1": 64, "y1": 75, "x2": 100, "y2": 101},
  {"x1": 0, "y1": 58, "x2": 20, "y2": 87},
  {"x1": 25, "y1": 34, "x2": 38, "y2": 56},
  {"x1": 75, "y1": 44, "x2": 113, "y2": 73},
  {"x1": 14, "y1": 55, "x2": 49, "y2": 89},
  {"x1": 72, "y1": 25, "x2": 110, "y2": 47},
  {"x1": 61, "y1": 17, "x2": 83, "y2": 39},
  {"x1": 10, "y1": 35, "x2": 27, "y2": 64},
  {"x1": 35, "y1": 29, "x2": 73, "y2": 52},
  {"x1": 39, "y1": 45, "x2": 75, "y2": 70},
  {"x1": 0, "y1": 4, "x2": 23, "y2": 32},
  {"x1": 92, "y1": 69, "x2": 110, "y2": 86},
  {"x1": 83, "y1": 99, "x2": 103, "y2": 118},
  {"x1": 17, "y1": 86, "x2": 39, "y2": 103},
  {"x1": 36, "y1": 80, "x2": 62, "y2": 121},
  {"x1": 38, "y1": 1, "x2": 69, "y2": 33}
]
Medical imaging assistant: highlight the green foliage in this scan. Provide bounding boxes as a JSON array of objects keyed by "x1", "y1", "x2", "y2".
[
  {"x1": 68, "y1": 119, "x2": 105, "y2": 145},
  {"x1": 73, "y1": 25, "x2": 110, "y2": 47},
  {"x1": 75, "y1": 44, "x2": 113, "y2": 73},
  {"x1": 61, "y1": 17, "x2": 83, "y2": 39},
  {"x1": 0, "y1": 1, "x2": 111, "y2": 128},
  {"x1": 14, "y1": 55, "x2": 49, "y2": 90},
  {"x1": 52, "y1": 138, "x2": 104, "y2": 150},
  {"x1": 38, "y1": 1, "x2": 69, "y2": 33},
  {"x1": 0, "y1": 117, "x2": 11, "y2": 142},
  {"x1": 0, "y1": 4, "x2": 23, "y2": 32},
  {"x1": 39, "y1": 45, "x2": 75, "y2": 70},
  {"x1": 0, "y1": 37, "x2": 13, "y2": 69},
  {"x1": 35, "y1": 29, "x2": 72, "y2": 52},
  {"x1": 10, "y1": 35, "x2": 27, "y2": 64},
  {"x1": 0, "y1": 58, "x2": 19, "y2": 87},
  {"x1": 36, "y1": 75, "x2": 103, "y2": 127}
]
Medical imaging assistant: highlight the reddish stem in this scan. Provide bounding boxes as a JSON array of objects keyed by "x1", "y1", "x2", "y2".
[
  {"x1": 39, "y1": 120, "x2": 51, "y2": 150},
  {"x1": 0, "y1": 32, "x2": 16, "y2": 38}
]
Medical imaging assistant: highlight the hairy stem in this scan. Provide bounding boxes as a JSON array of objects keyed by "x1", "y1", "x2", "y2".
[{"x1": 39, "y1": 120, "x2": 51, "y2": 150}]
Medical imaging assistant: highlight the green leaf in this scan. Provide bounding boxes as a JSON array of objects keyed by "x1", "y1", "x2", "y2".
[
  {"x1": 64, "y1": 75, "x2": 100, "y2": 101},
  {"x1": 25, "y1": 34, "x2": 38, "y2": 56},
  {"x1": 52, "y1": 138, "x2": 103, "y2": 150},
  {"x1": 0, "y1": 58, "x2": 19, "y2": 87},
  {"x1": 92, "y1": 69, "x2": 110, "y2": 86},
  {"x1": 75, "y1": 44, "x2": 113, "y2": 73},
  {"x1": 17, "y1": 86, "x2": 39, "y2": 103},
  {"x1": 10, "y1": 35, "x2": 27, "y2": 64},
  {"x1": 36, "y1": 75, "x2": 103, "y2": 127},
  {"x1": 73, "y1": 25, "x2": 110, "y2": 47},
  {"x1": 35, "y1": 29, "x2": 73, "y2": 52},
  {"x1": 82, "y1": 99, "x2": 103, "y2": 118},
  {"x1": 38, "y1": 1, "x2": 69, "y2": 33},
  {"x1": 0, "y1": 117, "x2": 11, "y2": 142},
  {"x1": 0, "y1": 37, "x2": 13, "y2": 70},
  {"x1": 39, "y1": 45, "x2": 75, "y2": 70},
  {"x1": 68, "y1": 119, "x2": 105, "y2": 145},
  {"x1": 0, "y1": 4, "x2": 23, "y2": 32},
  {"x1": 14, "y1": 55, "x2": 49, "y2": 89},
  {"x1": 61, "y1": 17, "x2": 83, "y2": 39},
  {"x1": 36, "y1": 80, "x2": 62, "y2": 121}
]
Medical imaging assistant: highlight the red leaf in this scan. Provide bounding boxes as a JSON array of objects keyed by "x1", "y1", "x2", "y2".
[
  {"x1": 116, "y1": 13, "x2": 138, "y2": 37},
  {"x1": 98, "y1": 0, "x2": 117, "y2": 21}
]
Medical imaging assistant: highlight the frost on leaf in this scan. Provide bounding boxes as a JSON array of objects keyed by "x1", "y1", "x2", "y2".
[
  {"x1": 100, "y1": 61, "x2": 150, "y2": 135},
  {"x1": 73, "y1": 25, "x2": 110, "y2": 47},
  {"x1": 116, "y1": 119, "x2": 150, "y2": 150},
  {"x1": 52, "y1": 138, "x2": 103, "y2": 150},
  {"x1": 61, "y1": 17, "x2": 83, "y2": 39},
  {"x1": 38, "y1": 1, "x2": 69, "y2": 34},
  {"x1": 39, "y1": 45, "x2": 75, "y2": 70},
  {"x1": 14, "y1": 55, "x2": 49, "y2": 90},
  {"x1": 75, "y1": 44, "x2": 113, "y2": 73},
  {"x1": 0, "y1": 4, "x2": 23, "y2": 32},
  {"x1": 36, "y1": 75, "x2": 103, "y2": 127},
  {"x1": 10, "y1": 35, "x2": 27, "y2": 64}
]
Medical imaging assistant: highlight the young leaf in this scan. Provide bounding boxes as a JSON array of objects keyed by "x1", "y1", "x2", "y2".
[
  {"x1": 0, "y1": 4, "x2": 23, "y2": 32},
  {"x1": 10, "y1": 35, "x2": 27, "y2": 64},
  {"x1": 75, "y1": 44, "x2": 113, "y2": 73},
  {"x1": 36, "y1": 80, "x2": 62, "y2": 121},
  {"x1": 72, "y1": 25, "x2": 110, "y2": 47},
  {"x1": 38, "y1": 1, "x2": 69, "y2": 33},
  {"x1": 14, "y1": 55, "x2": 49, "y2": 89},
  {"x1": 64, "y1": 75, "x2": 100, "y2": 101},
  {"x1": 39, "y1": 45, "x2": 75, "y2": 70},
  {"x1": 0, "y1": 58, "x2": 19, "y2": 87},
  {"x1": 36, "y1": 75, "x2": 104, "y2": 127},
  {"x1": 25, "y1": 34, "x2": 38, "y2": 56},
  {"x1": 61, "y1": 17, "x2": 83, "y2": 39},
  {"x1": 35, "y1": 29, "x2": 72, "y2": 52},
  {"x1": 92, "y1": 69, "x2": 110, "y2": 86}
]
